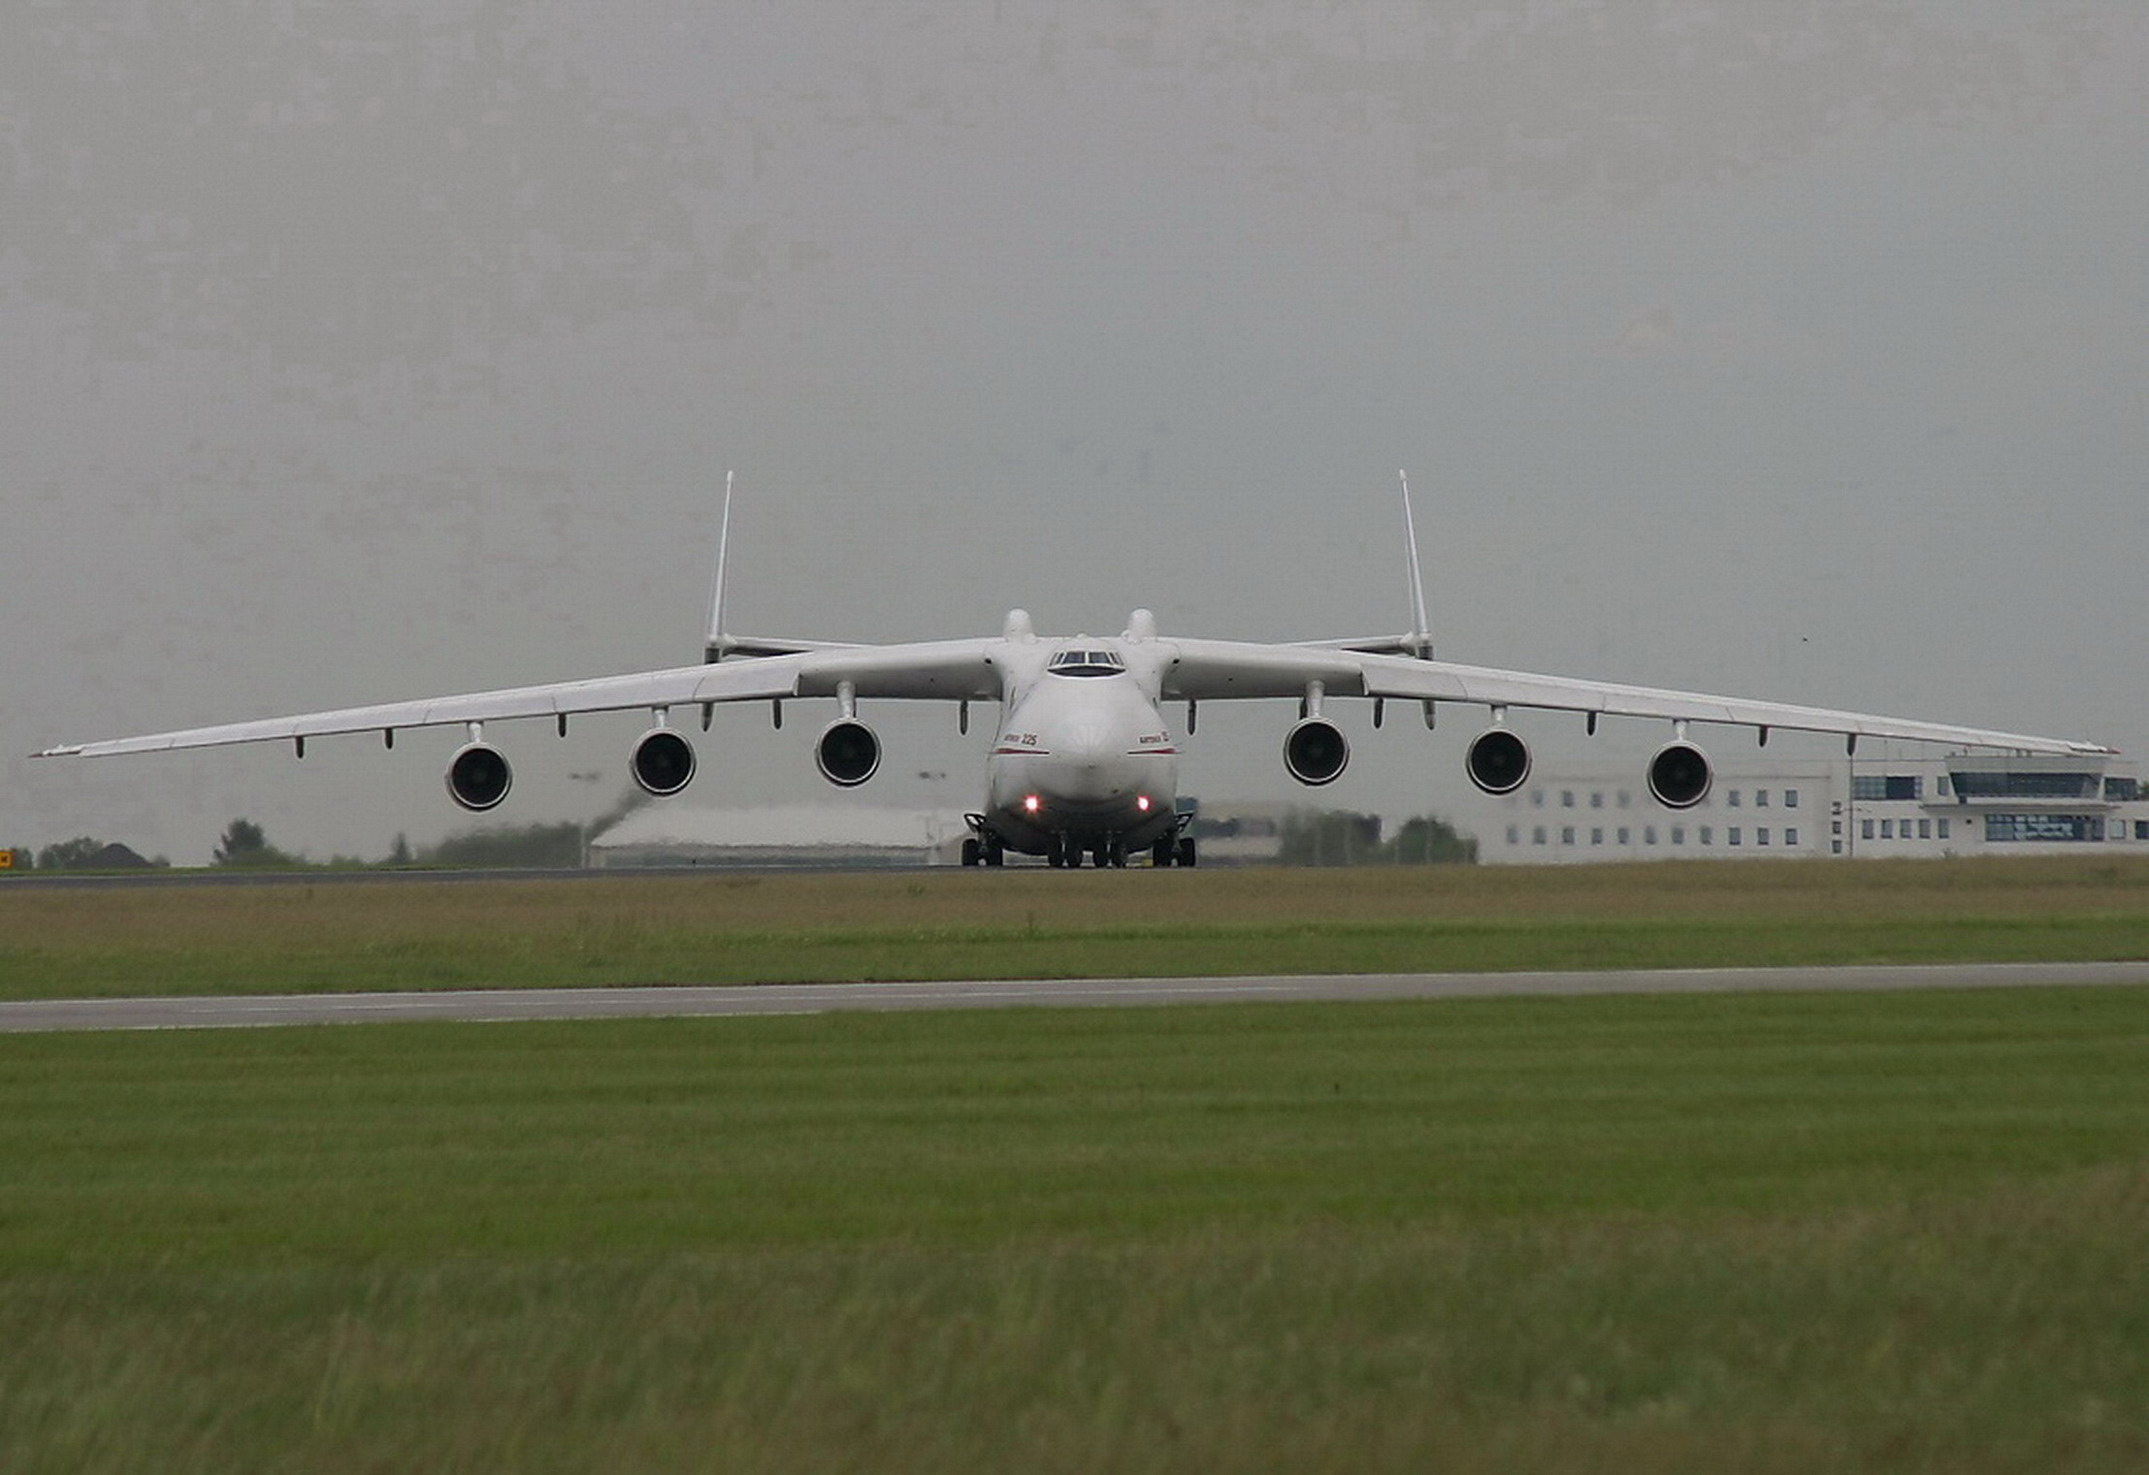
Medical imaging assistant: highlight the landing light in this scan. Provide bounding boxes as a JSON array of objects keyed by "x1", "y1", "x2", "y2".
[
  {"x1": 1137, "y1": 795, "x2": 1152, "y2": 812},
  {"x1": 1023, "y1": 794, "x2": 1041, "y2": 814}
]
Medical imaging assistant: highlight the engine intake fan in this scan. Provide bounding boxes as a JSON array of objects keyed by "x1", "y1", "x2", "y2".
[
  {"x1": 445, "y1": 742, "x2": 513, "y2": 812},
  {"x1": 1465, "y1": 728, "x2": 1532, "y2": 795},
  {"x1": 815, "y1": 718, "x2": 882, "y2": 787},
  {"x1": 630, "y1": 728, "x2": 697, "y2": 797},
  {"x1": 1283, "y1": 717, "x2": 1350, "y2": 787},
  {"x1": 1647, "y1": 740, "x2": 1713, "y2": 809}
]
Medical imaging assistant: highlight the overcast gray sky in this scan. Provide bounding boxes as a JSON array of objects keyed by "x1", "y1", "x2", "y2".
[{"x1": 5, "y1": 2, "x2": 2144, "y2": 864}]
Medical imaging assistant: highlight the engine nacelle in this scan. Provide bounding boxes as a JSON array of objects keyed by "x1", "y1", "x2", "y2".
[
  {"x1": 1647, "y1": 740, "x2": 1713, "y2": 809},
  {"x1": 815, "y1": 718, "x2": 881, "y2": 787},
  {"x1": 1465, "y1": 727, "x2": 1532, "y2": 795},
  {"x1": 630, "y1": 728, "x2": 697, "y2": 797},
  {"x1": 1283, "y1": 717, "x2": 1350, "y2": 787},
  {"x1": 445, "y1": 741, "x2": 513, "y2": 812}
]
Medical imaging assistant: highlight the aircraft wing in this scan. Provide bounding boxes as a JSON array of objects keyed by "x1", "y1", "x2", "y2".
[
  {"x1": 1158, "y1": 638, "x2": 2114, "y2": 757},
  {"x1": 36, "y1": 640, "x2": 1003, "y2": 759}
]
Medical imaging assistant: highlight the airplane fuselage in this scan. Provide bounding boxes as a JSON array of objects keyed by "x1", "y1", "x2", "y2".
[{"x1": 976, "y1": 634, "x2": 1183, "y2": 862}]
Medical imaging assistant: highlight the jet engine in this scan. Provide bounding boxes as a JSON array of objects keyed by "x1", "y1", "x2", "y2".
[
  {"x1": 1647, "y1": 739, "x2": 1713, "y2": 809},
  {"x1": 1465, "y1": 727, "x2": 1532, "y2": 795},
  {"x1": 1283, "y1": 717, "x2": 1350, "y2": 787},
  {"x1": 445, "y1": 741, "x2": 513, "y2": 812},
  {"x1": 815, "y1": 718, "x2": 882, "y2": 787},
  {"x1": 630, "y1": 728, "x2": 697, "y2": 797}
]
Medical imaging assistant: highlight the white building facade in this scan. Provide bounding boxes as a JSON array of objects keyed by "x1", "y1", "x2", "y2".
[{"x1": 1470, "y1": 753, "x2": 2146, "y2": 865}]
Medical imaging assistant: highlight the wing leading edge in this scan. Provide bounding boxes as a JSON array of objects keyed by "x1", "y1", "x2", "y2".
[
  {"x1": 36, "y1": 632, "x2": 2109, "y2": 763},
  {"x1": 37, "y1": 639, "x2": 1003, "y2": 759},
  {"x1": 1157, "y1": 638, "x2": 2111, "y2": 757}
]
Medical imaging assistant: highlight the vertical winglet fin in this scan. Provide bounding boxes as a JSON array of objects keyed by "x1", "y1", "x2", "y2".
[
  {"x1": 1399, "y1": 470, "x2": 1432, "y2": 659},
  {"x1": 705, "y1": 470, "x2": 734, "y2": 663}
]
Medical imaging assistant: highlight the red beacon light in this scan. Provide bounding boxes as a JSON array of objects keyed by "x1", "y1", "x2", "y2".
[
  {"x1": 1136, "y1": 794, "x2": 1152, "y2": 813},
  {"x1": 1023, "y1": 794, "x2": 1041, "y2": 814}
]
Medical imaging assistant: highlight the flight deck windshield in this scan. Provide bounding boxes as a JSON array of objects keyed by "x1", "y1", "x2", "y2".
[{"x1": 1048, "y1": 649, "x2": 1124, "y2": 677}]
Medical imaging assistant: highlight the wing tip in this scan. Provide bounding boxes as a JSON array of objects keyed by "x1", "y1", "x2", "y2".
[{"x1": 32, "y1": 745, "x2": 84, "y2": 759}]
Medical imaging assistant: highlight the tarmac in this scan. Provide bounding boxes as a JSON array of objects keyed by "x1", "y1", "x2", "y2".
[{"x1": 4, "y1": 960, "x2": 2146, "y2": 1033}]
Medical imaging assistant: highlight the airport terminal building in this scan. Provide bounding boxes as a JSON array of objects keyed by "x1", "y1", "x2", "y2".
[{"x1": 1468, "y1": 753, "x2": 2147, "y2": 865}]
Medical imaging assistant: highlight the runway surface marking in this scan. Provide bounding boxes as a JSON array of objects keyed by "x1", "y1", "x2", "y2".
[{"x1": 4, "y1": 961, "x2": 2147, "y2": 1034}]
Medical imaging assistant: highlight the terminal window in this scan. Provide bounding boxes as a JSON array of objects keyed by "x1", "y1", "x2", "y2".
[
  {"x1": 1785, "y1": 828, "x2": 1799, "y2": 846},
  {"x1": 1984, "y1": 814, "x2": 2103, "y2": 843},
  {"x1": 1952, "y1": 770, "x2": 2099, "y2": 799},
  {"x1": 1854, "y1": 776, "x2": 1924, "y2": 801},
  {"x1": 1785, "y1": 789, "x2": 1800, "y2": 808}
]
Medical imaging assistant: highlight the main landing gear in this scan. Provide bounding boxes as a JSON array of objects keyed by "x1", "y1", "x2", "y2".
[
  {"x1": 961, "y1": 817, "x2": 1196, "y2": 868},
  {"x1": 1151, "y1": 834, "x2": 1198, "y2": 868}
]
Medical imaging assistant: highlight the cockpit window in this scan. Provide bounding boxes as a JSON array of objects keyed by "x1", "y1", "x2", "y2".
[{"x1": 1048, "y1": 648, "x2": 1125, "y2": 677}]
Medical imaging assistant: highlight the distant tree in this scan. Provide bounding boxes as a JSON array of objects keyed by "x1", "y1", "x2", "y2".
[
  {"x1": 387, "y1": 833, "x2": 413, "y2": 867},
  {"x1": 1271, "y1": 810, "x2": 1478, "y2": 867},
  {"x1": 36, "y1": 837, "x2": 110, "y2": 871},
  {"x1": 213, "y1": 818, "x2": 304, "y2": 868},
  {"x1": 1278, "y1": 810, "x2": 1383, "y2": 867},
  {"x1": 419, "y1": 821, "x2": 584, "y2": 869},
  {"x1": 1386, "y1": 815, "x2": 1478, "y2": 866}
]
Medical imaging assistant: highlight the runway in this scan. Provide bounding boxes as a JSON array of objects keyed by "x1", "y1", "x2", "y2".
[{"x1": 4, "y1": 961, "x2": 2146, "y2": 1034}]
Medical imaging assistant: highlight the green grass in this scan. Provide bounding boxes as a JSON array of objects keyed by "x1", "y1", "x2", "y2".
[
  {"x1": 3, "y1": 988, "x2": 2148, "y2": 1471},
  {"x1": 2, "y1": 854, "x2": 2146, "y2": 998}
]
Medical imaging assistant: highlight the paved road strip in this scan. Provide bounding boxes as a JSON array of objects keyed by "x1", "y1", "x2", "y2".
[{"x1": 3, "y1": 961, "x2": 2147, "y2": 1034}]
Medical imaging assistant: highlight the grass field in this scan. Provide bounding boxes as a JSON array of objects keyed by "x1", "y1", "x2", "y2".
[
  {"x1": 3, "y1": 860, "x2": 2147, "y2": 1470},
  {"x1": 1, "y1": 853, "x2": 2146, "y2": 998},
  {"x1": 2, "y1": 987, "x2": 2147, "y2": 1471}
]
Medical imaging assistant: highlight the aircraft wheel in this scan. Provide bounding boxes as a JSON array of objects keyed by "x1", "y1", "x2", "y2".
[
  {"x1": 984, "y1": 839, "x2": 1004, "y2": 867},
  {"x1": 961, "y1": 837, "x2": 981, "y2": 868},
  {"x1": 1177, "y1": 837, "x2": 1197, "y2": 868},
  {"x1": 1151, "y1": 837, "x2": 1174, "y2": 867}
]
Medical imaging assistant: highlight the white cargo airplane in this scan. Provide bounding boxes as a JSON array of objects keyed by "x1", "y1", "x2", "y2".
[{"x1": 37, "y1": 474, "x2": 2115, "y2": 868}]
